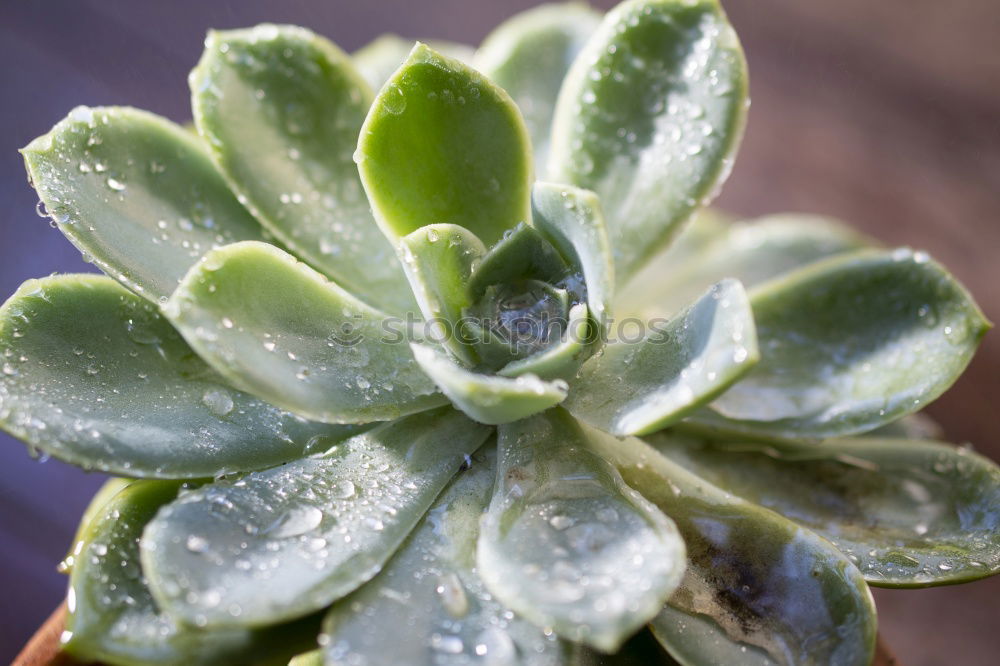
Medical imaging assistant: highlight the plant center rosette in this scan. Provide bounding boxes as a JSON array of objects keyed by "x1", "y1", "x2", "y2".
[{"x1": 3, "y1": 1, "x2": 998, "y2": 665}]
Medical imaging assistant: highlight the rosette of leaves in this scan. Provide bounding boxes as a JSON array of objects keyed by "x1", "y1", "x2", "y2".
[{"x1": 4, "y1": 1, "x2": 998, "y2": 665}]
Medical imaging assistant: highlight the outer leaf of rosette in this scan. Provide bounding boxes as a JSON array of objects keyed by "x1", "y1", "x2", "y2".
[
  {"x1": 619, "y1": 213, "x2": 871, "y2": 319},
  {"x1": 162, "y1": 241, "x2": 446, "y2": 425},
  {"x1": 549, "y1": 0, "x2": 749, "y2": 281},
  {"x1": 356, "y1": 43, "x2": 533, "y2": 248},
  {"x1": 585, "y1": 429, "x2": 878, "y2": 666},
  {"x1": 354, "y1": 34, "x2": 475, "y2": 90},
  {"x1": 475, "y1": 2, "x2": 603, "y2": 173},
  {"x1": 563, "y1": 279, "x2": 758, "y2": 436},
  {"x1": 142, "y1": 408, "x2": 491, "y2": 628},
  {"x1": 530, "y1": 182, "x2": 615, "y2": 335},
  {"x1": 190, "y1": 25, "x2": 416, "y2": 315},
  {"x1": 398, "y1": 223, "x2": 487, "y2": 366},
  {"x1": 21, "y1": 106, "x2": 267, "y2": 303},
  {"x1": 410, "y1": 344, "x2": 568, "y2": 425},
  {"x1": 321, "y1": 444, "x2": 576, "y2": 665},
  {"x1": 0, "y1": 274, "x2": 359, "y2": 478},
  {"x1": 478, "y1": 409, "x2": 687, "y2": 652},
  {"x1": 686, "y1": 249, "x2": 992, "y2": 440},
  {"x1": 64, "y1": 480, "x2": 319, "y2": 666},
  {"x1": 649, "y1": 432, "x2": 1000, "y2": 588}
]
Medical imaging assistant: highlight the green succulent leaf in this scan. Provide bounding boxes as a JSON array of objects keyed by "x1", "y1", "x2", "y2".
[
  {"x1": 866, "y1": 412, "x2": 942, "y2": 440},
  {"x1": 60, "y1": 478, "x2": 132, "y2": 574},
  {"x1": 357, "y1": 43, "x2": 533, "y2": 247},
  {"x1": 478, "y1": 409, "x2": 686, "y2": 652},
  {"x1": 650, "y1": 433, "x2": 1000, "y2": 587},
  {"x1": 497, "y1": 302, "x2": 591, "y2": 380},
  {"x1": 163, "y1": 242, "x2": 446, "y2": 424},
  {"x1": 65, "y1": 480, "x2": 319, "y2": 666},
  {"x1": 586, "y1": 431, "x2": 877, "y2": 666},
  {"x1": 21, "y1": 106, "x2": 266, "y2": 302},
  {"x1": 476, "y1": 2, "x2": 602, "y2": 173},
  {"x1": 321, "y1": 444, "x2": 576, "y2": 665},
  {"x1": 398, "y1": 223, "x2": 487, "y2": 365},
  {"x1": 0, "y1": 274, "x2": 357, "y2": 478},
  {"x1": 620, "y1": 213, "x2": 871, "y2": 319},
  {"x1": 564, "y1": 279, "x2": 758, "y2": 436},
  {"x1": 531, "y1": 182, "x2": 615, "y2": 332},
  {"x1": 467, "y1": 222, "x2": 570, "y2": 302},
  {"x1": 353, "y1": 35, "x2": 475, "y2": 91},
  {"x1": 549, "y1": 0, "x2": 749, "y2": 280},
  {"x1": 410, "y1": 344, "x2": 568, "y2": 424},
  {"x1": 288, "y1": 650, "x2": 322, "y2": 666},
  {"x1": 142, "y1": 408, "x2": 491, "y2": 628},
  {"x1": 687, "y1": 249, "x2": 992, "y2": 440},
  {"x1": 191, "y1": 25, "x2": 416, "y2": 315}
]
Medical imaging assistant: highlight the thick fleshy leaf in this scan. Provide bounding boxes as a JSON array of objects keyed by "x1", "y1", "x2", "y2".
[
  {"x1": 60, "y1": 478, "x2": 132, "y2": 574},
  {"x1": 475, "y1": 3, "x2": 602, "y2": 172},
  {"x1": 585, "y1": 430, "x2": 877, "y2": 666},
  {"x1": 65, "y1": 480, "x2": 318, "y2": 666},
  {"x1": 22, "y1": 106, "x2": 266, "y2": 302},
  {"x1": 353, "y1": 35, "x2": 475, "y2": 91},
  {"x1": 497, "y1": 302, "x2": 591, "y2": 380},
  {"x1": 411, "y1": 343, "x2": 567, "y2": 424},
  {"x1": 650, "y1": 432, "x2": 1000, "y2": 587},
  {"x1": 620, "y1": 213, "x2": 871, "y2": 319},
  {"x1": 321, "y1": 445, "x2": 575, "y2": 665},
  {"x1": 398, "y1": 223, "x2": 486, "y2": 365},
  {"x1": 466, "y1": 222, "x2": 570, "y2": 301},
  {"x1": 191, "y1": 25, "x2": 416, "y2": 315},
  {"x1": 142, "y1": 409, "x2": 491, "y2": 628},
  {"x1": 0, "y1": 275, "x2": 358, "y2": 478},
  {"x1": 288, "y1": 650, "x2": 322, "y2": 666},
  {"x1": 866, "y1": 412, "x2": 942, "y2": 440},
  {"x1": 687, "y1": 249, "x2": 991, "y2": 440},
  {"x1": 549, "y1": 0, "x2": 749, "y2": 280},
  {"x1": 357, "y1": 43, "x2": 533, "y2": 246},
  {"x1": 531, "y1": 182, "x2": 614, "y2": 332},
  {"x1": 564, "y1": 279, "x2": 758, "y2": 436},
  {"x1": 163, "y1": 242, "x2": 445, "y2": 424},
  {"x1": 478, "y1": 410, "x2": 686, "y2": 652}
]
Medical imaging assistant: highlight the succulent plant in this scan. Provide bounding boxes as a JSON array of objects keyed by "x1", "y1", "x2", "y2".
[{"x1": 5, "y1": 0, "x2": 999, "y2": 664}]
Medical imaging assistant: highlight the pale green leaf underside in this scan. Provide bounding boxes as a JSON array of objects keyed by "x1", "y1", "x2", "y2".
[
  {"x1": 688, "y1": 249, "x2": 991, "y2": 440},
  {"x1": 651, "y1": 433, "x2": 1000, "y2": 587},
  {"x1": 479, "y1": 410, "x2": 686, "y2": 652},
  {"x1": 531, "y1": 182, "x2": 615, "y2": 331},
  {"x1": 564, "y1": 279, "x2": 758, "y2": 436},
  {"x1": 585, "y1": 431, "x2": 877, "y2": 666},
  {"x1": 322, "y1": 445, "x2": 575, "y2": 665},
  {"x1": 357, "y1": 44, "x2": 533, "y2": 247},
  {"x1": 0, "y1": 275, "x2": 357, "y2": 478},
  {"x1": 476, "y1": 2, "x2": 602, "y2": 173},
  {"x1": 353, "y1": 34, "x2": 475, "y2": 91},
  {"x1": 163, "y1": 242, "x2": 445, "y2": 424},
  {"x1": 191, "y1": 25, "x2": 416, "y2": 315},
  {"x1": 549, "y1": 0, "x2": 749, "y2": 280},
  {"x1": 620, "y1": 213, "x2": 871, "y2": 319},
  {"x1": 398, "y1": 223, "x2": 486, "y2": 365},
  {"x1": 66, "y1": 480, "x2": 318, "y2": 666},
  {"x1": 22, "y1": 106, "x2": 267, "y2": 302},
  {"x1": 411, "y1": 343, "x2": 567, "y2": 424},
  {"x1": 142, "y1": 409, "x2": 491, "y2": 628}
]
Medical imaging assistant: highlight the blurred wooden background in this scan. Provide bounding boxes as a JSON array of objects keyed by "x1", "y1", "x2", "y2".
[{"x1": 1, "y1": 1, "x2": 997, "y2": 664}]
